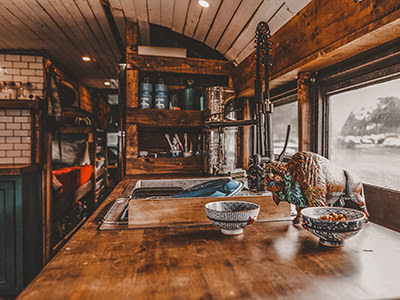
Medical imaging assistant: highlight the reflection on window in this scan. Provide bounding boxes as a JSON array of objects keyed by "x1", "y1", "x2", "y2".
[
  {"x1": 329, "y1": 77, "x2": 400, "y2": 191},
  {"x1": 272, "y1": 101, "x2": 298, "y2": 156}
]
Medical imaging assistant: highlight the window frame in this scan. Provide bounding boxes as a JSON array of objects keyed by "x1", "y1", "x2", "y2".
[{"x1": 315, "y1": 38, "x2": 400, "y2": 231}]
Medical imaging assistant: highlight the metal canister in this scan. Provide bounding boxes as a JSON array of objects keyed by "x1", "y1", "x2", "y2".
[
  {"x1": 182, "y1": 79, "x2": 197, "y2": 110},
  {"x1": 139, "y1": 77, "x2": 153, "y2": 109},
  {"x1": 155, "y1": 77, "x2": 168, "y2": 109},
  {"x1": 205, "y1": 86, "x2": 236, "y2": 122}
]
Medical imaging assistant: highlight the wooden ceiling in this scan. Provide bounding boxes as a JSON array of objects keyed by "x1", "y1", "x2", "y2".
[{"x1": 0, "y1": 0, "x2": 311, "y2": 89}]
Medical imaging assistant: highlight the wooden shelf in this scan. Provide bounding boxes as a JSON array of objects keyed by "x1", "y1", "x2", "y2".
[
  {"x1": 126, "y1": 156, "x2": 203, "y2": 175},
  {"x1": 60, "y1": 126, "x2": 93, "y2": 134},
  {"x1": 0, "y1": 99, "x2": 38, "y2": 109},
  {"x1": 126, "y1": 108, "x2": 204, "y2": 127}
]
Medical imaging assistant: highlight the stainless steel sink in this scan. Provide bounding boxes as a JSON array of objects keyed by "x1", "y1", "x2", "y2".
[{"x1": 100, "y1": 177, "x2": 271, "y2": 230}]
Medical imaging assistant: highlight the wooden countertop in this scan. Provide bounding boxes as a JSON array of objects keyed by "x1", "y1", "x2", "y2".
[
  {"x1": 17, "y1": 177, "x2": 400, "y2": 300},
  {"x1": 0, "y1": 164, "x2": 39, "y2": 176}
]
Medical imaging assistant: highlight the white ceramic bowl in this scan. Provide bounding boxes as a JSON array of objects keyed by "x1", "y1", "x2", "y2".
[
  {"x1": 301, "y1": 207, "x2": 367, "y2": 247},
  {"x1": 205, "y1": 201, "x2": 260, "y2": 235}
]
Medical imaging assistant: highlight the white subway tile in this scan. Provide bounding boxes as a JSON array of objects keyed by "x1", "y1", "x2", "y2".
[
  {"x1": 6, "y1": 136, "x2": 20, "y2": 143},
  {"x1": 6, "y1": 123, "x2": 21, "y2": 130},
  {"x1": 21, "y1": 136, "x2": 31, "y2": 143},
  {"x1": 13, "y1": 75, "x2": 28, "y2": 82},
  {"x1": 14, "y1": 157, "x2": 30, "y2": 164},
  {"x1": 21, "y1": 123, "x2": 31, "y2": 130},
  {"x1": 6, "y1": 54, "x2": 20, "y2": 61},
  {"x1": 0, "y1": 157, "x2": 13, "y2": 164},
  {"x1": 21, "y1": 69, "x2": 36, "y2": 76},
  {"x1": 21, "y1": 110, "x2": 30, "y2": 116},
  {"x1": 0, "y1": 144, "x2": 13, "y2": 150},
  {"x1": 0, "y1": 61, "x2": 12, "y2": 68},
  {"x1": 0, "y1": 150, "x2": 5, "y2": 157},
  {"x1": 14, "y1": 143, "x2": 30, "y2": 150},
  {"x1": 35, "y1": 82, "x2": 44, "y2": 90},
  {"x1": 0, "y1": 124, "x2": 4, "y2": 130},
  {"x1": 6, "y1": 69, "x2": 20, "y2": 75},
  {"x1": 14, "y1": 130, "x2": 29, "y2": 136},
  {"x1": 28, "y1": 62, "x2": 42, "y2": 69},
  {"x1": 13, "y1": 116, "x2": 29, "y2": 123},
  {"x1": 0, "y1": 75, "x2": 12, "y2": 81},
  {"x1": 6, "y1": 150, "x2": 21, "y2": 157},
  {"x1": 13, "y1": 62, "x2": 28, "y2": 69},
  {"x1": 35, "y1": 69, "x2": 44, "y2": 77},
  {"x1": 35, "y1": 56, "x2": 43, "y2": 63},
  {"x1": 0, "y1": 116, "x2": 13, "y2": 122},
  {"x1": 0, "y1": 137, "x2": 4, "y2": 143},
  {"x1": 22, "y1": 150, "x2": 30, "y2": 157},
  {"x1": 6, "y1": 109, "x2": 21, "y2": 116},
  {"x1": 21, "y1": 56, "x2": 36, "y2": 62},
  {"x1": 28, "y1": 76, "x2": 43, "y2": 83}
]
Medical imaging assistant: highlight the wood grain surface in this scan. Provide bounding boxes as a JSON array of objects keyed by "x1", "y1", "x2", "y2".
[
  {"x1": 16, "y1": 178, "x2": 400, "y2": 300},
  {"x1": 128, "y1": 195, "x2": 290, "y2": 228}
]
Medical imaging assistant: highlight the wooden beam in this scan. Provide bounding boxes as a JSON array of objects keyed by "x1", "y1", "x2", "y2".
[
  {"x1": 126, "y1": 69, "x2": 139, "y2": 108},
  {"x1": 297, "y1": 72, "x2": 312, "y2": 152},
  {"x1": 126, "y1": 53, "x2": 234, "y2": 75},
  {"x1": 234, "y1": 0, "x2": 400, "y2": 96},
  {"x1": 126, "y1": 109, "x2": 204, "y2": 127}
]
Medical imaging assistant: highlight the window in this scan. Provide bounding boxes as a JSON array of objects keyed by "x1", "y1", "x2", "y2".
[
  {"x1": 272, "y1": 101, "x2": 299, "y2": 156},
  {"x1": 328, "y1": 77, "x2": 400, "y2": 191}
]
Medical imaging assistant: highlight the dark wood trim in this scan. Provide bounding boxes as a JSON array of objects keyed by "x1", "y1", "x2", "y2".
[
  {"x1": 365, "y1": 184, "x2": 400, "y2": 232},
  {"x1": 0, "y1": 164, "x2": 39, "y2": 176},
  {"x1": 126, "y1": 109, "x2": 205, "y2": 127},
  {"x1": 126, "y1": 53, "x2": 234, "y2": 76},
  {"x1": 0, "y1": 99, "x2": 38, "y2": 109}
]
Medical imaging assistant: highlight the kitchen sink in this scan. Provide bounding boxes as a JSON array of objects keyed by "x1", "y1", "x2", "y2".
[{"x1": 100, "y1": 177, "x2": 270, "y2": 230}]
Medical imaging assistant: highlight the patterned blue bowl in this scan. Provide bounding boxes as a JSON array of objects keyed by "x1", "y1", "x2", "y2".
[
  {"x1": 205, "y1": 201, "x2": 260, "y2": 235},
  {"x1": 301, "y1": 207, "x2": 367, "y2": 247}
]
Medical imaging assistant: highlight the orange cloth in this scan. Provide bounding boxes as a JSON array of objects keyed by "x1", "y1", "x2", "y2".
[{"x1": 52, "y1": 165, "x2": 93, "y2": 196}]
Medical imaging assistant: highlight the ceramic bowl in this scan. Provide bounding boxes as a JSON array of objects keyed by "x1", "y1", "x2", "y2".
[
  {"x1": 205, "y1": 201, "x2": 260, "y2": 235},
  {"x1": 301, "y1": 207, "x2": 367, "y2": 247}
]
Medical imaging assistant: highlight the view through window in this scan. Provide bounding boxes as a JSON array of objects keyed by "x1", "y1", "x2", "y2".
[
  {"x1": 329, "y1": 77, "x2": 400, "y2": 191},
  {"x1": 272, "y1": 101, "x2": 298, "y2": 156}
]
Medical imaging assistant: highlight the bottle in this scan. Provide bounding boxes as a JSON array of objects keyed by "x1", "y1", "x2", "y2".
[
  {"x1": 182, "y1": 79, "x2": 197, "y2": 110},
  {"x1": 139, "y1": 76, "x2": 153, "y2": 109},
  {"x1": 155, "y1": 76, "x2": 168, "y2": 109}
]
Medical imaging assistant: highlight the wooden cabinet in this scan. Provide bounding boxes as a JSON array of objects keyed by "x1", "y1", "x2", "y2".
[
  {"x1": 126, "y1": 109, "x2": 204, "y2": 175},
  {"x1": 0, "y1": 169, "x2": 42, "y2": 297}
]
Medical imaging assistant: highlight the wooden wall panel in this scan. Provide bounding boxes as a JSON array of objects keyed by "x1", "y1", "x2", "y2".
[{"x1": 234, "y1": 0, "x2": 400, "y2": 96}]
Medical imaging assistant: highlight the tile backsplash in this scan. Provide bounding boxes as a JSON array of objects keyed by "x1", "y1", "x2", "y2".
[
  {"x1": 0, "y1": 54, "x2": 44, "y2": 98},
  {"x1": 0, "y1": 109, "x2": 31, "y2": 164}
]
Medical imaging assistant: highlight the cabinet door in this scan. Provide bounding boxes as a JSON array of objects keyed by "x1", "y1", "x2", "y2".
[{"x1": 0, "y1": 181, "x2": 16, "y2": 291}]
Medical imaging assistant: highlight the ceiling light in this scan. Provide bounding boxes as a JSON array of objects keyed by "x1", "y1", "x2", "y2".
[
  {"x1": 82, "y1": 56, "x2": 91, "y2": 62},
  {"x1": 198, "y1": 1, "x2": 209, "y2": 8},
  {"x1": 104, "y1": 81, "x2": 111, "y2": 86}
]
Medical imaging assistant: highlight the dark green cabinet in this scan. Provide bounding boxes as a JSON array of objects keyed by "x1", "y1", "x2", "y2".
[{"x1": 0, "y1": 171, "x2": 42, "y2": 297}]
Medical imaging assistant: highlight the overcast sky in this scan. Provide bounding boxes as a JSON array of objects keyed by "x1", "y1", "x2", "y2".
[{"x1": 330, "y1": 77, "x2": 400, "y2": 135}]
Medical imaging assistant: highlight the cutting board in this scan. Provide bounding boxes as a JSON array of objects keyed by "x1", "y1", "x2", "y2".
[{"x1": 128, "y1": 195, "x2": 291, "y2": 229}]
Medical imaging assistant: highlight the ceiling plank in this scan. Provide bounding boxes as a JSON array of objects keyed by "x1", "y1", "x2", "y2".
[
  {"x1": 39, "y1": 0, "x2": 112, "y2": 77},
  {"x1": 108, "y1": 0, "x2": 127, "y2": 45},
  {"x1": 133, "y1": 0, "x2": 148, "y2": 22},
  {"x1": 138, "y1": 20, "x2": 150, "y2": 46},
  {"x1": 204, "y1": 0, "x2": 241, "y2": 49},
  {"x1": 183, "y1": 0, "x2": 203, "y2": 38},
  {"x1": 74, "y1": 0, "x2": 119, "y2": 67},
  {"x1": 117, "y1": 0, "x2": 137, "y2": 22},
  {"x1": 86, "y1": 0, "x2": 122, "y2": 59},
  {"x1": 147, "y1": 0, "x2": 161, "y2": 26},
  {"x1": 232, "y1": 0, "x2": 311, "y2": 65},
  {"x1": 192, "y1": 0, "x2": 221, "y2": 42},
  {"x1": 216, "y1": 0, "x2": 262, "y2": 54},
  {"x1": 172, "y1": 0, "x2": 190, "y2": 34},
  {"x1": 160, "y1": 0, "x2": 174, "y2": 29},
  {"x1": 225, "y1": 0, "x2": 284, "y2": 62}
]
